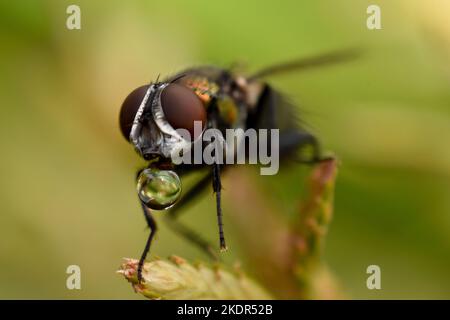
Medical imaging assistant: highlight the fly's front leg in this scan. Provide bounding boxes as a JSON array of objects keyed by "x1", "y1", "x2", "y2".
[
  {"x1": 212, "y1": 163, "x2": 227, "y2": 251},
  {"x1": 208, "y1": 97, "x2": 227, "y2": 251},
  {"x1": 165, "y1": 170, "x2": 219, "y2": 261}
]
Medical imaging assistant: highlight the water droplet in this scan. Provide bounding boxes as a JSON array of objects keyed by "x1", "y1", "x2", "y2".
[{"x1": 137, "y1": 169, "x2": 181, "y2": 210}]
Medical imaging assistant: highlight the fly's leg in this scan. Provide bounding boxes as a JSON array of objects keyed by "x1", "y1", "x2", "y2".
[
  {"x1": 165, "y1": 171, "x2": 220, "y2": 261},
  {"x1": 137, "y1": 201, "x2": 157, "y2": 283},
  {"x1": 247, "y1": 84, "x2": 331, "y2": 164},
  {"x1": 212, "y1": 163, "x2": 226, "y2": 251},
  {"x1": 207, "y1": 97, "x2": 227, "y2": 251},
  {"x1": 167, "y1": 95, "x2": 228, "y2": 257}
]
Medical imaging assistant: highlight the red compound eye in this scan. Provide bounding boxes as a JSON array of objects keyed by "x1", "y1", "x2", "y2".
[
  {"x1": 119, "y1": 85, "x2": 149, "y2": 140},
  {"x1": 160, "y1": 83, "x2": 206, "y2": 140}
]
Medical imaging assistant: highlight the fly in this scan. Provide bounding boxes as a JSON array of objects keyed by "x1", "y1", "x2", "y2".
[{"x1": 118, "y1": 49, "x2": 359, "y2": 282}]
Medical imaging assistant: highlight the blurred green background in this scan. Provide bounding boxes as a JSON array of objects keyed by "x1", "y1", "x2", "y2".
[{"x1": 0, "y1": 0, "x2": 449, "y2": 299}]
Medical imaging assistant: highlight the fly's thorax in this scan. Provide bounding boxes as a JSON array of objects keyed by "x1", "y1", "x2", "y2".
[
  {"x1": 183, "y1": 76, "x2": 219, "y2": 105},
  {"x1": 179, "y1": 75, "x2": 248, "y2": 129}
]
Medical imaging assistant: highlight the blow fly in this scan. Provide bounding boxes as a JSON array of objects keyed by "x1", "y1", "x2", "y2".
[{"x1": 119, "y1": 49, "x2": 357, "y2": 281}]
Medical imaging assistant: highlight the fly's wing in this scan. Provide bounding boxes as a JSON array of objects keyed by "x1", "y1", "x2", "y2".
[
  {"x1": 246, "y1": 84, "x2": 300, "y2": 131},
  {"x1": 245, "y1": 49, "x2": 361, "y2": 161},
  {"x1": 246, "y1": 48, "x2": 361, "y2": 131},
  {"x1": 246, "y1": 84, "x2": 322, "y2": 162},
  {"x1": 249, "y1": 48, "x2": 361, "y2": 80}
]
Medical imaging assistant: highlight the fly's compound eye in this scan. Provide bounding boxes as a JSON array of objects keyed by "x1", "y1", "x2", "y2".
[
  {"x1": 160, "y1": 83, "x2": 206, "y2": 140},
  {"x1": 119, "y1": 85, "x2": 149, "y2": 141},
  {"x1": 137, "y1": 168, "x2": 182, "y2": 210}
]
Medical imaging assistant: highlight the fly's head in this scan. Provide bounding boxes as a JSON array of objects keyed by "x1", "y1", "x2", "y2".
[
  {"x1": 119, "y1": 81, "x2": 206, "y2": 209},
  {"x1": 120, "y1": 82, "x2": 206, "y2": 161}
]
